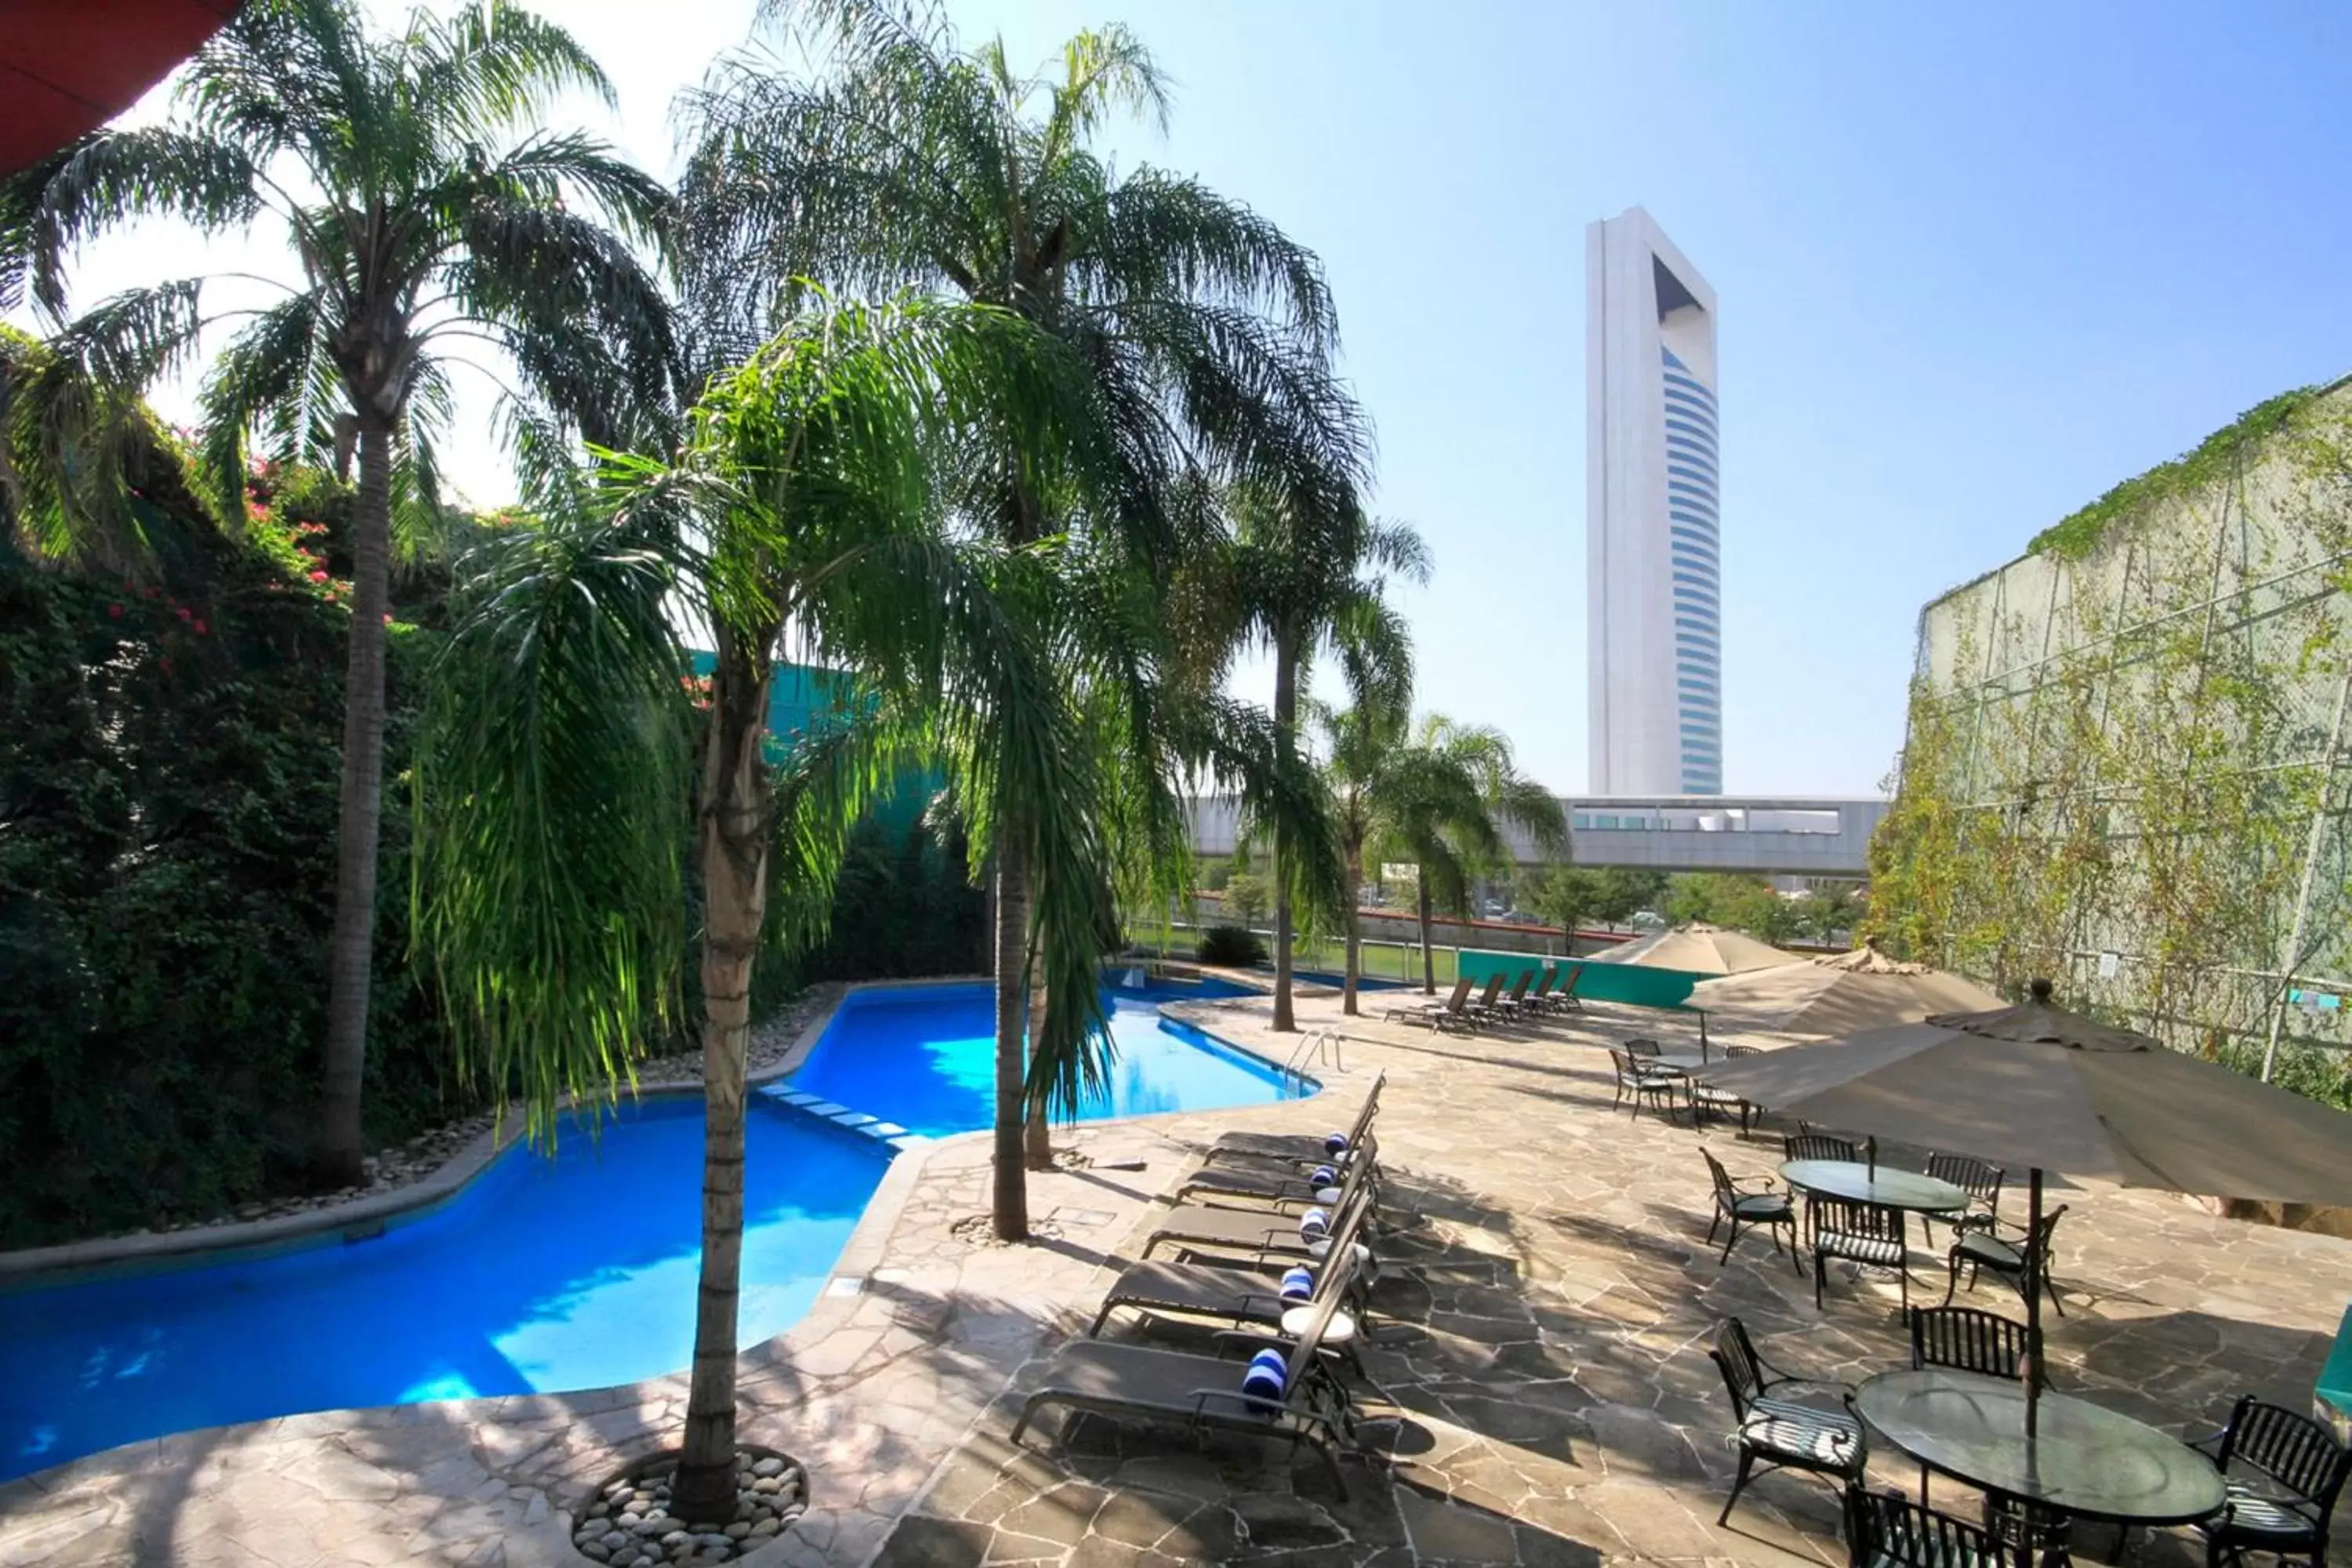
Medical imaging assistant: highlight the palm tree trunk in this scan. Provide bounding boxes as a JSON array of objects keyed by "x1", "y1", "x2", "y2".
[
  {"x1": 674, "y1": 643, "x2": 774, "y2": 1523},
  {"x1": 314, "y1": 418, "x2": 394, "y2": 1189},
  {"x1": 1341, "y1": 851, "x2": 1363, "y2": 1017},
  {"x1": 992, "y1": 843, "x2": 1031, "y2": 1240},
  {"x1": 1418, "y1": 875, "x2": 1436, "y2": 994},
  {"x1": 1269, "y1": 635, "x2": 1298, "y2": 1033}
]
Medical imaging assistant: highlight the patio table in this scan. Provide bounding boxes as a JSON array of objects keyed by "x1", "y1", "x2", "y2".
[
  {"x1": 1855, "y1": 1367, "x2": 2224, "y2": 1527},
  {"x1": 1778, "y1": 1160, "x2": 1969, "y2": 1214}
]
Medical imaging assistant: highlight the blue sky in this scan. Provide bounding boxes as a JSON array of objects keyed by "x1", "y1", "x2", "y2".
[{"x1": 33, "y1": 2, "x2": 2352, "y2": 795}]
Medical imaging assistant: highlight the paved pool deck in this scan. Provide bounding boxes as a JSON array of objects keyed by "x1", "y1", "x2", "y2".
[{"x1": 3, "y1": 985, "x2": 2347, "y2": 1566}]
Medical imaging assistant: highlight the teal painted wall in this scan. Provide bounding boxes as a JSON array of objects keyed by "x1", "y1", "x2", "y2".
[
  {"x1": 687, "y1": 654, "x2": 935, "y2": 831},
  {"x1": 1457, "y1": 948, "x2": 1701, "y2": 1009}
]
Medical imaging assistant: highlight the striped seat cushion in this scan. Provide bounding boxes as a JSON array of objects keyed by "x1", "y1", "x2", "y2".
[
  {"x1": 2212, "y1": 1486, "x2": 2316, "y2": 1541},
  {"x1": 1819, "y1": 1231, "x2": 1906, "y2": 1267},
  {"x1": 1742, "y1": 1396, "x2": 1864, "y2": 1468}
]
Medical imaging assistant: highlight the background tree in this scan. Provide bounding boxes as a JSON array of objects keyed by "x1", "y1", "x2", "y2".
[
  {"x1": 1528, "y1": 864, "x2": 1607, "y2": 942},
  {"x1": 1196, "y1": 485, "x2": 1425, "y2": 1030},
  {"x1": 687, "y1": 0, "x2": 1367, "y2": 1236},
  {"x1": 1316, "y1": 696, "x2": 1414, "y2": 1014},
  {"x1": 415, "y1": 299, "x2": 1113, "y2": 1520},
  {"x1": 0, "y1": 0, "x2": 674, "y2": 1186},
  {"x1": 1588, "y1": 867, "x2": 1668, "y2": 924},
  {"x1": 1373, "y1": 713, "x2": 1569, "y2": 993},
  {"x1": 1802, "y1": 884, "x2": 1857, "y2": 947}
]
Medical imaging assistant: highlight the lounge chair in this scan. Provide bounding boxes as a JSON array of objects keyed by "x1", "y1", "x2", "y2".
[
  {"x1": 1176, "y1": 1135, "x2": 1377, "y2": 1213},
  {"x1": 1537, "y1": 961, "x2": 1585, "y2": 1014},
  {"x1": 1457, "y1": 972, "x2": 1508, "y2": 1027},
  {"x1": 1013, "y1": 1248, "x2": 1365, "y2": 1494},
  {"x1": 1090, "y1": 1179, "x2": 1376, "y2": 1343},
  {"x1": 1382, "y1": 974, "x2": 1473, "y2": 1031},
  {"x1": 1477, "y1": 969, "x2": 1537, "y2": 1024},
  {"x1": 1143, "y1": 1139, "x2": 1378, "y2": 1262},
  {"x1": 1204, "y1": 1073, "x2": 1384, "y2": 1171}
]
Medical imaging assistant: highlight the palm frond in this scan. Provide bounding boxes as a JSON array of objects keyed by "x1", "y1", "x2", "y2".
[
  {"x1": 199, "y1": 291, "x2": 333, "y2": 522},
  {"x1": 412, "y1": 499, "x2": 695, "y2": 1144},
  {"x1": 2, "y1": 129, "x2": 258, "y2": 319}
]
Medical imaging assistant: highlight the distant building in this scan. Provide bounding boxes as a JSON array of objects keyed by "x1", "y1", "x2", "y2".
[{"x1": 1585, "y1": 206, "x2": 1720, "y2": 795}]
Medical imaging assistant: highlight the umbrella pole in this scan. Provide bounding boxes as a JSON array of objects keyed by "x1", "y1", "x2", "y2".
[{"x1": 2025, "y1": 1167, "x2": 2045, "y2": 1436}]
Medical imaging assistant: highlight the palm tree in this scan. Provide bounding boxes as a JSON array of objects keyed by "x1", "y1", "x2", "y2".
[
  {"x1": 1200, "y1": 485, "x2": 1425, "y2": 1030},
  {"x1": 1316, "y1": 698, "x2": 1412, "y2": 1016},
  {"x1": 682, "y1": 0, "x2": 1369, "y2": 1236},
  {"x1": 414, "y1": 297, "x2": 1116, "y2": 1521},
  {"x1": 1374, "y1": 714, "x2": 1570, "y2": 993},
  {"x1": 0, "y1": 0, "x2": 674, "y2": 1186}
]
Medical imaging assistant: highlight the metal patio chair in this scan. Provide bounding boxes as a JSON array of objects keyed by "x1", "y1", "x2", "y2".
[
  {"x1": 1708, "y1": 1316, "x2": 1866, "y2": 1525},
  {"x1": 1808, "y1": 1196, "x2": 1912, "y2": 1309},
  {"x1": 1701, "y1": 1148, "x2": 1798, "y2": 1271},
  {"x1": 1942, "y1": 1203, "x2": 2068, "y2": 1318},
  {"x1": 2190, "y1": 1396, "x2": 2352, "y2": 1568}
]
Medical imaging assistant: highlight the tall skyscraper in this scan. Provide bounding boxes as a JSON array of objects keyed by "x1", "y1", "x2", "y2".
[{"x1": 1585, "y1": 206, "x2": 1720, "y2": 796}]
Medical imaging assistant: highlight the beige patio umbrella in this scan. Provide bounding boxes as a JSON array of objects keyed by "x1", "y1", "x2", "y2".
[
  {"x1": 1599, "y1": 920, "x2": 1798, "y2": 975},
  {"x1": 1688, "y1": 942, "x2": 2002, "y2": 1035},
  {"x1": 1694, "y1": 978, "x2": 2352, "y2": 1425}
]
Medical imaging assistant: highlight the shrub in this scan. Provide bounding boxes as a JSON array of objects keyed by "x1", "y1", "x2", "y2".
[{"x1": 1196, "y1": 924, "x2": 1267, "y2": 967}]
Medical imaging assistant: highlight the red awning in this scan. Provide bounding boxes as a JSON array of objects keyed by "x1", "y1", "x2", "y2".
[{"x1": 1, "y1": 1, "x2": 241, "y2": 178}]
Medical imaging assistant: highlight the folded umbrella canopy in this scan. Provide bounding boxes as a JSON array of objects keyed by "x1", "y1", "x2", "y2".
[
  {"x1": 1599, "y1": 920, "x2": 1798, "y2": 976},
  {"x1": 1688, "y1": 942, "x2": 2002, "y2": 1036},
  {"x1": 1695, "y1": 978, "x2": 2352, "y2": 1422}
]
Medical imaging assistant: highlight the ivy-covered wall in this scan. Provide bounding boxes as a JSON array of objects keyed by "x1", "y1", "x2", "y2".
[
  {"x1": 1868, "y1": 379, "x2": 2352, "y2": 1108},
  {"x1": 0, "y1": 464, "x2": 473, "y2": 1247}
]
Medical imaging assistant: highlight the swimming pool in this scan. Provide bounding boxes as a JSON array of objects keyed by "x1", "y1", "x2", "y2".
[
  {"x1": 782, "y1": 978, "x2": 1305, "y2": 1138},
  {"x1": 0, "y1": 1099, "x2": 889, "y2": 1482},
  {"x1": 0, "y1": 978, "x2": 1298, "y2": 1481}
]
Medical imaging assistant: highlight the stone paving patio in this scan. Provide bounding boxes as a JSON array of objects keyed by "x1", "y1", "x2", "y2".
[{"x1": 3, "y1": 982, "x2": 2347, "y2": 1566}]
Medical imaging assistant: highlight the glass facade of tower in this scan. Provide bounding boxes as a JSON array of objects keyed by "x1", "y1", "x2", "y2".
[{"x1": 1661, "y1": 347, "x2": 1721, "y2": 793}]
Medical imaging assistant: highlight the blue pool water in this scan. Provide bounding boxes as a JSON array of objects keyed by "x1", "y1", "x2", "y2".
[
  {"x1": 0, "y1": 978, "x2": 1299, "y2": 1482},
  {"x1": 786, "y1": 978, "x2": 1304, "y2": 1138},
  {"x1": 0, "y1": 1100, "x2": 888, "y2": 1481}
]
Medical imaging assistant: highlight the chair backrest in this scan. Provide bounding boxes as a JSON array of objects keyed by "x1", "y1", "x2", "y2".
[
  {"x1": 1724, "y1": 1044, "x2": 1763, "y2": 1059},
  {"x1": 1845, "y1": 1488, "x2": 2004, "y2": 1568},
  {"x1": 1555, "y1": 962, "x2": 1584, "y2": 999},
  {"x1": 1811, "y1": 1196, "x2": 1903, "y2": 1242},
  {"x1": 1624, "y1": 1037, "x2": 1662, "y2": 1058},
  {"x1": 1926, "y1": 1152, "x2": 2004, "y2": 1212},
  {"x1": 1504, "y1": 970, "x2": 1534, "y2": 1002},
  {"x1": 1708, "y1": 1317, "x2": 1767, "y2": 1416},
  {"x1": 1474, "y1": 973, "x2": 1504, "y2": 1007},
  {"x1": 1439, "y1": 973, "x2": 1475, "y2": 1011},
  {"x1": 2216, "y1": 1396, "x2": 2352, "y2": 1514},
  {"x1": 1608, "y1": 1047, "x2": 1640, "y2": 1086},
  {"x1": 1908, "y1": 1306, "x2": 2028, "y2": 1379},
  {"x1": 1343, "y1": 1072, "x2": 1387, "y2": 1146},
  {"x1": 1784, "y1": 1132, "x2": 1860, "y2": 1164},
  {"x1": 1700, "y1": 1147, "x2": 1737, "y2": 1203},
  {"x1": 1526, "y1": 968, "x2": 1558, "y2": 1000},
  {"x1": 1277, "y1": 1241, "x2": 1361, "y2": 1392}
]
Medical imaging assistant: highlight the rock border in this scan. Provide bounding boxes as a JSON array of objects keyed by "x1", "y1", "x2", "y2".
[{"x1": 572, "y1": 1445, "x2": 809, "y2": 1565}]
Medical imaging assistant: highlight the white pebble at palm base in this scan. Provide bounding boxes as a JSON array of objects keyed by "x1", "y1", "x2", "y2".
[{"x1": 572, "y1": 1450, "x2": 807, "y2": 1565}]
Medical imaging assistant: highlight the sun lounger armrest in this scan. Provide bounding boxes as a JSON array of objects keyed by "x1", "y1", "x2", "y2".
[{"x1": 1210, "y1": 1327, "x2": 1286, "y2": 1358}]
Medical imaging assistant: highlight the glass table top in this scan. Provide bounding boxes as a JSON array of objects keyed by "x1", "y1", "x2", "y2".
[
  {"x1": 1855, "y1": 1369, "x2": 2226, "y2": 1525},
  {"x1": 1778, "y1": 1160, "x2": 1972, "y2": 1211}
]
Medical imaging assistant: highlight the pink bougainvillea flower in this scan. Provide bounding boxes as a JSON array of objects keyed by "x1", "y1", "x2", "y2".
[
  {"x1": 382, "y1": 613, "x2": 392, "y2": 626},
  {"x1": 176, "y1": 606, "x2": 192, "y2": 621},
  {"x1": 158, "y1": 657, "x2": 172, "y2": 673},
  {"x1": 192, "y1": 619, "x2": 208, "y2": 635},
  {"x1": 107, "y1": 603, "x2": 125, "y2": 618},
  {"x1": 307, "y1": 569, "x2": 329, "y2": 583}
]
